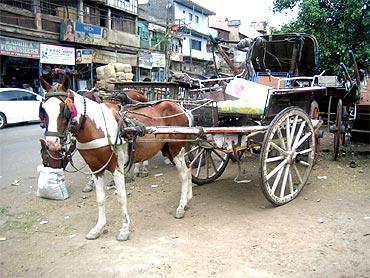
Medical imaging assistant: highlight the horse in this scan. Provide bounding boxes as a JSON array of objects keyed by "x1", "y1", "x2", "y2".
[
  {"x1": 39, "y1": 74, "x2": 193, "y2": 241},
  {"x1": 39, "y1": 88, "x2": 150, "y2": 192}
]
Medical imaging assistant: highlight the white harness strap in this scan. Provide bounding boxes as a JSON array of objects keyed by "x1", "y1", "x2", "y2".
[{"x1": 77, "y1": 138, "x2": 111, "y2": 150}]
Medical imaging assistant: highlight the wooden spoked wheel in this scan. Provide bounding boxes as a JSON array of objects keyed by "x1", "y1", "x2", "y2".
[
  {"x1": 260, "y1": 107, "x2": 316, "y2": 206},
  {"x1": 185, "y1": 141, "x2": 230, "y2": 185},
  {"x1": 333, "y1": 99, "x2": 343, "y2": 161}
]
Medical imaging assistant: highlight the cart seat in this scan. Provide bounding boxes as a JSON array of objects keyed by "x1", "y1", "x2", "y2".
[{"x1": 218, "y1": 78, "x2": 271, "y2": 115}]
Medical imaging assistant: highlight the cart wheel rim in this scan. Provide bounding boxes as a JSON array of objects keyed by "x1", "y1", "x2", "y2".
[
  {"x1": 260, "y1": 107, "x2": 315, "y2": 205},
  {"x1": 185, "y1": 143, "x2": 229, "y2": 185}
]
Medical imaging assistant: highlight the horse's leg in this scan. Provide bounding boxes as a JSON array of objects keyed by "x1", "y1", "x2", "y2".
[
  {"x1": 187, "y1": 167, "x2": 193, "y2": 202},
  {"x1": 85, "y1": 174, "x2": 106, "y2": 240},
  {"x1": 173, "y1": 147, "x2": 192, "y2": 219},
  {"x1": 82, "y1": 175, "x2": 95, "y2": 192},
  {"x1": 139, "y1": 160, "x2": 149, "y2": 177},
  {"x1": 114, "y1": 148, "x2": 131, "y2": 241},
  {"x1": 133, "y1": 162, "x2": 140, "y2": 177}
]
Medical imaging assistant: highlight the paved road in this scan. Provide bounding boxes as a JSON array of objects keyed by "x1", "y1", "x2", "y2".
[{"x1": 0, "y1": 123, "x2": 44, "y2": 187}]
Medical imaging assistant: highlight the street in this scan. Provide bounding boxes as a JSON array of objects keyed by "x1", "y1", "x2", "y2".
[
  {"x1": 0, "y1": 124, "x2": 369, "y2": 277},
  {"x1": 0, "y1": 123, "x2": 44, "y2": 187}
]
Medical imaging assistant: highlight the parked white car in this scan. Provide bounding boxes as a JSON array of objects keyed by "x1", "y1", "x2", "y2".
[{"x1": 0, "y1": 88, "x2": 43, "y2": 129}]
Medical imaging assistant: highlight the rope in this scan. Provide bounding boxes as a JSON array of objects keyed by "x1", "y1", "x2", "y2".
[
  {"x1": 68, "y1": 151, "x2": 115, "y2": 175},
  {"x1": 124, "y1": 99, "x2": 213, "y2": 120}
]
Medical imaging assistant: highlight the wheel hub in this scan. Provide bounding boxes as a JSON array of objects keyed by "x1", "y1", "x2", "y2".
[{"x1": 287, "y1": 151, "x2": 297, "y2": 165}]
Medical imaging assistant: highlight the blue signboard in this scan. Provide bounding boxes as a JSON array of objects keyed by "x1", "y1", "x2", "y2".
[{"x1": 60, "y1": 19, "x2": 108, "y2": 46}]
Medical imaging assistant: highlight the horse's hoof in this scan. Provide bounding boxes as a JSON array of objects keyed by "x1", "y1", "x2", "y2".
[
  {"x1": 139, "y1": 172, "x2": 149, "y2": 178},
  {"x1": 116, "y1": 229, "x2": 130, "y2": 241},
  {"x1": 85, "y1": 230, "x2": 101, "y2": 240},
  {"x1": 125, "y1": 176, "x2": 135, "y2": 183},
  {"x1": 82, "y1": 185, "x2": 94, "y2": 193},
  {"x1": 175, "y1": 208, "x2": 185, "y2": 219}
]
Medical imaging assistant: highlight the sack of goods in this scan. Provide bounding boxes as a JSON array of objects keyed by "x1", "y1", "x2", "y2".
[
  {"x1": 96, "y1": 63, "x2": 134, "y2": 90},
  {"x1": 36, "y1": 164, "x2": 69, "y2": 200}
]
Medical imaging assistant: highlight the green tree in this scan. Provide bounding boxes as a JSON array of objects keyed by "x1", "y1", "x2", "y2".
[{"x1": 273, "y1": 0, "x2": 369, "y2": 74}]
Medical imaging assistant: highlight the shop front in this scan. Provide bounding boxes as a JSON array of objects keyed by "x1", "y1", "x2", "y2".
[
  {"x1": 75, "y1": 48, "x2": 94, "y2": 90},
  {"x1": 151, "y1": 52, "x2": 166, "y2": 81},
  {"x1": 0, "y1": 36, "x2": 40, "y2": 92}
]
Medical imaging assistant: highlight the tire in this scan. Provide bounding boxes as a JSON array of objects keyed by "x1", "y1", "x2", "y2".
[
  {"x1": 333, "y1": 99, "x2": 343, "y2": 160},
  {"x1": 260, "y1": 107, "x2": 315, "y2": 206},
  {"x1": 185, "y1": 141, "x2": 230, "y2": 185},
  {"x1": 0, "y1": 113, "x2": 6, "y2": 129}
]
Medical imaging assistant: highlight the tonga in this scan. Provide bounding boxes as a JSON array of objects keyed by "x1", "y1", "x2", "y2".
[
  {"x1": 115, "y1": 75, "x2": 325, "y2": 206},
  {"x1": 208, "y1": 33, "x2": 365, "y2": 160},
  {"x1": 315, "y1": 50, "x2": 364, "y2": 159}
]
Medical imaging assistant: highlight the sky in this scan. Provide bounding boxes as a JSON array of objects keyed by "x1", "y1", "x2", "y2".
[
  {"x1": 194, "y1": 0, "x2": 298, "y2": 28},
  {"x1": 138, "y1": 0, "x2": 298, "y2": 28}
]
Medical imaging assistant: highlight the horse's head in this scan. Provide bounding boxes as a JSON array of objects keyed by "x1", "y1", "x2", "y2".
[
  {"x1": 40, "y1": 138, "x2": 64, "y2": 168},
  {"x1": 39, "y1": 74, "x2": 79, "y2": 151}
]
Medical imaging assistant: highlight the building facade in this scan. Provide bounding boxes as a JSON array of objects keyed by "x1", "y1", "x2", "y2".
[
  {"x1": 140, "y1": 0, "x2": 217, "y2": 76},
  {"x1": 0, "y1": 0, "x2": 139, "y2": 91}
]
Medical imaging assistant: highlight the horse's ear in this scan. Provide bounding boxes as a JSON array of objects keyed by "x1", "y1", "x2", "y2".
[
  {"x1": 40, "y1": 76, "x2": 52, "y2": 92},
  {"x1": 40, "y1": 139, "x2": 47, "y2": 150},
  {"x1": 61, "y1": 74, "x2": 70, "y2": 92}
]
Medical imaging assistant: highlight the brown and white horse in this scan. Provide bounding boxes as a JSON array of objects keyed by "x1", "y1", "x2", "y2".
[
  {"x1": 39, "y1": 87, "x2": 150, "y2": 191},
  {"x1": 39, "y1": 75, "x2": 193, "y2": 241}
]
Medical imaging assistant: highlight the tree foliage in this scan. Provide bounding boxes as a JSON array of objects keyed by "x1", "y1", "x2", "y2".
[{"x1": 272, "y1": 0, "x2": 369, "y2": 74}]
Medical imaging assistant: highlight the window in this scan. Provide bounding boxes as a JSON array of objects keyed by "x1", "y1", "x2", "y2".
[
  {"x1": 195, "y1": 15, "x2": 199, "y2": 23},
  {"x1": 191, "y1": 39, "x2": 201, "y2": 51},
  {"x1": 189, "y1": 13, "x2": 193, "y2": 21},
  {"x1": 16, "y1": 91, "x2": 36, "y2": 101},
  {"x1": 0, "y1": 91, "x2": 17, "y2": 101},
  {"x1": 4, "y1": 0, "x2": 32, "y2": 11},
  {"x1": 112, "y1": 11, "x2": 135, "y2": 34}
]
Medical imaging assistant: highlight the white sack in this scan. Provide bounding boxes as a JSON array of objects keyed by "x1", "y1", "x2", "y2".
[
  {"x1": 125, "y1": 73, "x2": 134, "y2": 80},
  {"x1": 37, "y1": 165, "x2": 69, "y2": 200},
  {"x1": 103, "y1": 64, "x2": 116, "y2": 79}
]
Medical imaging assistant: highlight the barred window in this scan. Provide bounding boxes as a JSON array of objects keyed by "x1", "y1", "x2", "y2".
[
  {"x1": 2, "y1": 0, "x2": 33, "y2": 11},
  {"x1": 111, "y1": 11, "x2": 135, "y2": 34}
]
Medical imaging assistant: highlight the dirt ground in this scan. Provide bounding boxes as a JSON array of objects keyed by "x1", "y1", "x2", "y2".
[{"x1": 0, "y1": 133, "x2": 369, "y2": 278}]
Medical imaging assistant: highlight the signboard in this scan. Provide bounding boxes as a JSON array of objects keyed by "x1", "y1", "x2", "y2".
[
  {"x1": 76, "y1": 49, "x2": 93, "y2": 64},
  {"x1": 170, "y1": 51, "x2": 183, "y2": 62},
  {"x1": 151, "y1": 52, "x2": 166, "y2": 68},
  {"x1": 0, "y1": 36, "x2": 39, "y2": 59},
  {"x1": 93, "y1": 50, "x2": 116, "y2": 64},
  {"x1": 138, "y1": 51, "x2": 153, "y2": 69},
  {"x1": 148, "y1": 23, "x2": 166, "y2": 32},
  {"x1": 40, "y1": 44, "x2": 75, "y2": 65},
  {"x1": 60, "y1": 19, "x2": 108, "y2": 46},
  {"x1": 93, "y1": 50, "x2": 136, "y2": 66}
]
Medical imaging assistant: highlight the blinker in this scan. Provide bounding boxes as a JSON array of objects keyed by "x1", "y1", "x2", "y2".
[{"x1": 70, "y1": 119, "x2": 78, "y2": 126}]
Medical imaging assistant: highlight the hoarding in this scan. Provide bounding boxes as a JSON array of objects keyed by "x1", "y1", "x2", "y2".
[
  {"x1": 0, "y1": 36, "x2": 39, "y2": 59},
  {"x1": 152, "y1": 52, "x2": 166, "y2": 68},
  {"x1": 40, "y1": 44, "x2": 75, "y2": 65},
  {"x1": 138, "y1": 51, "x2": 153, "y2": 69},
  {"x1": 60, "y1": 19, "x2": 109, "y2": 46},
  {"x1": 76, "y1": 49, "x2": 93, "y2": 64}
]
